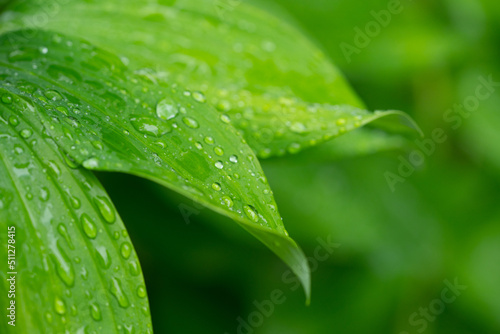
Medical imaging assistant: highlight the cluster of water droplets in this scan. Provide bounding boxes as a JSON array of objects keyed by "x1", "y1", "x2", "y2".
[{"x1": 0, "y1": 82, "x2": 150, "y2": 331}]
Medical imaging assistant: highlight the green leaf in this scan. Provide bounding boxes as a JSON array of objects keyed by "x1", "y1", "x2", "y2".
[
  {"x1": 269, "y1": 128, "x2": 412, "y2": 163},
  {"x1": 0, "y1": 109, "x2": 152, "y2": 332},
  {"x1": 0, "y1": 29, "x2": 310, "y2": 303},
  {"x1": 0, "y1": 0, "x2": 420, "y2": 158}
]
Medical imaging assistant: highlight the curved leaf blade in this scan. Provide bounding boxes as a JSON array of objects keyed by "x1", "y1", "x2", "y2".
[
  {"x1": 0, "y1": 99, "x2": 152, "y2": 332},
  {"x1": 0, "y1": 0, "x2": 419, "y2": 158},
  {"x1": 0, "y1": 30, "x2": 310, "y2": 298}
]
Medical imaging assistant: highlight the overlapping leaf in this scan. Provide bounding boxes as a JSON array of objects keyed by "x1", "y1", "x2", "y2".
[
  {"x1": 0, "y1": 104, "x2": 152, "y2": 332},
  {"x1": 0, "y1": 29, "x2": 310, "y2": 332},
  {"x1": 0, "y1": 0, "x2": 421, "y2": 158}
]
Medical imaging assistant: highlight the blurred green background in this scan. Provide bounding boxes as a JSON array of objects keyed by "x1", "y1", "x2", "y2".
[{"x1": 98, "y1": 0, "x2": 500, "y2": 333}]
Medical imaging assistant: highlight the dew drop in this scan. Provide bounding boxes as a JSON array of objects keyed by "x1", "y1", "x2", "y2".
[
  {"x1": 220, "y1": 114, "x2": 231, "y2": 123},
  {"x1": 83, "y1": 158, "x2": 99, "y2": 169},
  {"x1": 215, "y1": 161, "x2": 224, "y2": 169},
  {"x1": 64, "y1": 154, "x2": 79, "y2": 169},
  {"x1": 130, "y1": 116, "x2": 171, "y2": 137},
  {"x1": 54, "y1": 297, "x2": 66, "y2": 315},
  {"x1": 156, "y1": 97, "x2": 179, "y2": 120},
  {"x1": 90, "y1": 302, "x2": 102, "y2": 321},
  {"x1": 109, "y1": 277, "x2": 130, "y2": 308},
  {"x1": 56, "y1": 106, "x2": 68, "y2": 116},
  {"x1": 287, "y1": 143, "x2": 301, "y2": 154},
  {"x1": 51, "y1": 245, "x2": 75, "y2": 287},
  {"x1": 243, "y1": 205, "x2": 259, "y2": 223},
  {"x1": 39, "y1": 187, "x2": 50, "y2": 201},
  {"x1": 81, "y1": 213, "x2": 97, "y2": 239},
  {"x1": 92, "y1": 141, "x2": 103, "y2": 150},
  {"x1": 57, "y1": 224, "x2": 74, "y2": 249},
  {"x1": 129, "y1": 260, "x2": 140, "y2": 276},
  {"x1": 214, "y1": 146, "x2": 224, "y2": 156},
  {"x1": 182, "y1": 117, "x2": 199, "y2": 129},
  {"x1": 120, "y1": 242, "x2": 132, "y2": 259},
  {"x1": 212, "y1": 182, "x2": 222, "y2": 191},
  {"x1": 45, "y1": 90, "x2": 63, "y2": 101},
  {"x1": 336, "y1": 118, "x2": 346, "y2": 126},
  {"x1": 229, "y1": 155, "x2": 238, "y2": 163},
  {"x1": 45, "y1": 312, "x2": 53, "y2": 324},
  {"x1": 290, "y1": 122, "x2": 307, "y2": 134},
  {"x1": 20, "y1": 129, "x2": 32, "y2": 139},
  {"x1": 216, "y1": 100, "x2": 231, "y2": 112},
  {"x1": 2, "y1": 94, "x2": 13, "y2": 104},
  {"x1": 46, "y1": 161, "x2": 61, "y2": 178},
  {"x1": 95, "y1": 246, "x2": 111, "y2": 269},
  {"x1": 8, "y1": 116, "x2": 19, "y2": 126},
  {"x1": 221, "y1": 195, "x2": 233, "y2": 208},
  {"x1": 70, "y1": 196, "x2": 81, "y2": 209},
  {"x1": 192, "y1": 91, "x2": 206, "y2": 103},
  {"x1": 204, "y1": 136, "x2": 214, "y2": 145},
  {"x1": 94, "y1": 196, "x2": 116, "y2": 224},
  {"x1": 137, "y1": 285, "x2": 147, "y2": 298}
]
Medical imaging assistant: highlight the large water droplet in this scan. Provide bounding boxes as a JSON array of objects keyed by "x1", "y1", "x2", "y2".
[
  {"x1": 214, "y1": 146, "x2": 224, "y2": 156},
  {"x1": 9, "y1": 116, "x2": 19, "y2": 126},
  {"x1": 192, "y1": 91, "x2": 206, "y2": 103},
  {"x1": 70, "y1": 196, "x2": 81, "y2": 209},
  {"x1": 243, "y1": 205, "x2": 259, "y2": 223},
  {"x1": 57, "y1": 224, "x2": 74, "y2": 249},
  {"x1": 39, "y1": 187, "x2": 50, "y2": 201},
  {"x1": 83, "y1": 158, "x2": 99, "y2": 169},
  {"x1": 204, "y1": 136, "x2": 214, "y2": 145},
  {"x1": 182, "y1": 117, "x2": 199, "y2": 129},
  {"x1": 90, "y1": 302, "x2": 102, "y2": 321},
  {"x1": 20, "y1": 129, "x2": 32, "y2": 139},
  {"x1": 94, "y1": 196, "x2": 116, "y2": 224},
  {"x1": 137, "y1": 285, "x2": 147, "y2": 298},
  {"x1": 81, "y1": 214, "x2": 97, "y2": 239},
  {"x1": 54, "y1": 297, "x2": 66, "y2": 315},
  {"x1": 229, "y1": 155, "x2": 238, "y2": 163},
  {"x1": 156, "y1": 97, "x2": 179, "y2": 120},
  {"x1": 44, "y1": 90, "x2": 63, "y2": 101},
  {"x1": 109, "y1": 277, "x2": 130, "y2": 308},
  {"x1": 219, "y1": 113, "x2": 231, "y2": 124},
  {"x1": 130, "y1": 116, "x2": 171, "y2": 137},
  {"x1": 95, "y1": 246, "x2": 111, "y2": 269},
  {"x1": 214, "y1": 161, "x2": 224, "y2": 169},
  {"x1": 2, "y1": 93, "x2": 13, "y2": 104},
  {"x1": 120, "y1": 242, "x2": 132, "y2": 259},
  {"x1": 51, "y1": 242, "x2": 75, "y2": 287},
  {"x1": 129, "y1": 260, "x2": 140, "y2": 276},
  {"x1": 221, "y1": 195, "x2": 233, "y2": 208},
  {"x1": 290, "y1": 122, "x2": 307, "y2": 134}
]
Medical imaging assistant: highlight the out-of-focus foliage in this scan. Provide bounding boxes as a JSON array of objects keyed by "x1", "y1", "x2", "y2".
[{"x1": 99, "y1": 0, "x2": 498, "y2": 333}]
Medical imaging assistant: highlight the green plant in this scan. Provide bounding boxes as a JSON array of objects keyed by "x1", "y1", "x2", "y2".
[{"x1": 0, "y1": 0, "x2": 420, "y2": 332}]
